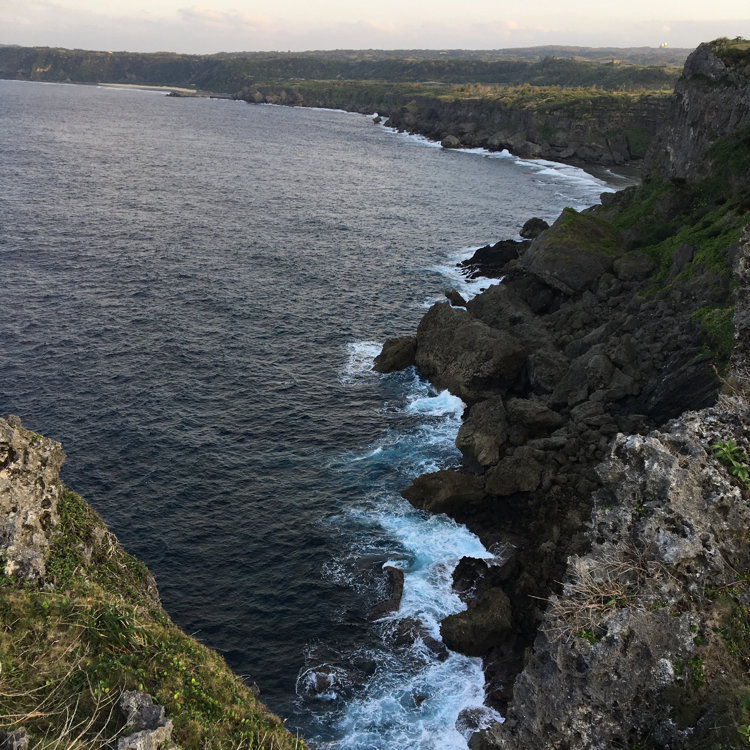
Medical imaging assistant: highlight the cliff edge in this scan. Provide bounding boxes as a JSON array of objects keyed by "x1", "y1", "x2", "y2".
[{"x1": 0, "y1": 417, "x2": 303, "y2": 749}]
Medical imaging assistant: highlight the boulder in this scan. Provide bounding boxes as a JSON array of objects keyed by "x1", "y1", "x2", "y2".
[
  {"x1": 521, "y1": 209, "x2": 625, "y2": 294},
  {"x1": 505, "y1": 398, "x2": 564, "y2": 444},
  {"x1": 415, "y1": 303, "x2": 527, "y2": 403},
  {"x1": 441, "y1": 135, "x2": 461, "y2": 149},
  {"x1": 440, "y1": 587, "x2": 513, "y2": 656},
  {"x1": 456, "y1": 396, "x2": 508, "y2": 469},
  {"x1": 402, "y1": 469, "x2": 486, "y2": 516},
  {"x1": 519, "y1": 217, "x2": 550, "y2": 239},
  {"x1": 373, "y1": 336, "x2": 416, "y2": 373},
  {"x1": 613, "y1": 251, "x2": 656, "y2": 282},
  {"x1": 484, "y1": 446, "x2": 545, "y2": 496}
]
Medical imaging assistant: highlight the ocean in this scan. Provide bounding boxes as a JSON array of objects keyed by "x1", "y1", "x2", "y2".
[{"x1": 0, "y1": 78, "x2": 621, "y2": 747}]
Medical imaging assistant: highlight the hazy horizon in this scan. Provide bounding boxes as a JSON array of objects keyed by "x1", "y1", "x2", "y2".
[{"x1": 2, "y1": 0, "x2": 748, "y2": 56}]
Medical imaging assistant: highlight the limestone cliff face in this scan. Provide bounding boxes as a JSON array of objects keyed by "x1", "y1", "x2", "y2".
[
  {"x1": 472, "y1": 397, "x2": 750, "y2": 749},
  {"x1": 647, "y1": 41, "x2": 750, "y2": 181},
  {"x1": 0, "y1": 415, "x2": 65, "y2": 581}
]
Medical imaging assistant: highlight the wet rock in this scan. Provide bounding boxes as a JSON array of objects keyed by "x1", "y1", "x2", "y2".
[
  {"x1": 373, "y1": 336, "x2": 416, "y2": 373},
  {"x1": 441, "y1": 587, "x2": 513, "y2": 656},
  {"x1": 459, "y1": 240, "x2": 528, "y2": 279},
  {"x1": 519, "y1": 217, "x2": 549, "y2": 240},
  {"x1": 296, "y1": 664, "x2": 349, "y2": 700},
  {"x1": 118, "y1": 691, "x2": 174, "y2": 750},
  {"x1": 395, "y1": 618, "x2": 449, "y2": 661},
  {"x1": 441, "y1": 135, "x2": 461, "y2": 148},
  {"x1": 368, "y1": 565, "x2": 405, "y2": 620},
  {"x1": 402, "y1": 469, "x2": 486, "y2": 516},
  {"x1": 445, "y1": 288, "x2": 467, "y2": 307},
  {"x1": 0, "y1": 416, "x2": 65, "y2": 582}
]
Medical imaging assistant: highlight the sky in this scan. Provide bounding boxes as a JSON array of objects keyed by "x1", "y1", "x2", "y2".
[{"x1": 2, "y1": 0, "x2": 749, "y2": 53}]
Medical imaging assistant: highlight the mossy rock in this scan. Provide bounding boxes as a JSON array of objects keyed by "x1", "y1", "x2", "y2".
[{"x1": 520, "y1": 208, "x2": 625, "y2": 294}]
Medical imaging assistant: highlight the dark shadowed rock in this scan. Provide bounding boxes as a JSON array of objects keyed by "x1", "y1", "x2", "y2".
[
  {"x1": 441, "y1": 135, "x2": 461, "y2": 148},
  {"x1": 373, "y1": 336, "x2": 416, "y2": 373},
  {"x1": 505, "y1": 398, "x2": 564, "y2": 444},
  {"x1": 484, "y1": 446, "x2": 544, "y2": 496},
  {"x1": 415, "y1": 303, "x2": 527, "y2": 403},
  {"x1": 613, "y1": 250, "x2": 657, "y2": 281},
  {"x1": 402, "y1": 469, "x2": 486, "y2": 516},
  {"x1": 633, "y1": 350, "x2": 719, "y2": 424},
  {"x1": 668, "y1": 242, "x2": 695, "y2": 280},
  {"x1": 459, "y1": 240, "x2": 528, "y2": 279},
  {"x1": 456, "y1": 396, "x2": 508, "y2": 470},
  {"x1": 519, "y1": 217, "x2": 549, "y2": 239},
  {"x1": 368, "y1": 565, "x2": 405, "y2": 620},
  {"x1": 445, "y1": 288, "x2": 467, "y2": 307},
  {"x1": 441, "y1": 587, "x2": 513, "y2": 656}
]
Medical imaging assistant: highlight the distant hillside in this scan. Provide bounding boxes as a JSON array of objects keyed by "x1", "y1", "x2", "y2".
[{"x1": 0, "y1": 45, "x2": 681, "y2": 93}]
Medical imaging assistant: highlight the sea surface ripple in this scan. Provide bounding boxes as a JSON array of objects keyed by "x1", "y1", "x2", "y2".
[{"x1": 0, "y1": 79, "x2": 620, "y2": 746}]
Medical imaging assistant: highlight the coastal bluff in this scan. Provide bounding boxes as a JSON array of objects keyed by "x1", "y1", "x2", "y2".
[
  {"x1": 377, "y1": 38, "x2": 750, "y2": 748},
  {"x1": 0, "y1": 416, "x2": 303, "y2": 749}
]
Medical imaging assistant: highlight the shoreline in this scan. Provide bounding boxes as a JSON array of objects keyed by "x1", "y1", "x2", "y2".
[{"x1": 377, "y1": 39, "x2": 750, "y2": 747}]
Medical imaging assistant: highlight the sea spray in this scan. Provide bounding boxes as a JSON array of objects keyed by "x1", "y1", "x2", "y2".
[{"x1": 298, "y1": 344, "x2": 501, "y2": 748}]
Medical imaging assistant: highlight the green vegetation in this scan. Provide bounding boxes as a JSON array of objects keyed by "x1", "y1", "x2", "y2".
[
  {"x1": 710, "y1": 37, "x2": 750, "y2": 67},
  {"x1": 0, "y1": 490, "x2": 303, "y2": 749},
  {"x1": 0, "y1": 45, "x2": 682, "y2": 93},
  {"x1": 711, "y1": 440, "x2": 750, "y2": 489}
]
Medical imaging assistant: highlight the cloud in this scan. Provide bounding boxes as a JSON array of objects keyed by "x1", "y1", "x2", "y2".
[{"x1": 178, "y1": 5, "x2": 272, "y2": 29}]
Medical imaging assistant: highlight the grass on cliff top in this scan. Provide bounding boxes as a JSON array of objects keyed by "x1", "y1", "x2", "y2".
[
  {"x1": 0, "y1": 489, "x2": 303, "y2": 750},
  {"x1": 710, "y1": 37, "x2": 750, "y2": 68},
  {"x1": 243, "y1": 78, "x2": 671, "y2": 113}
]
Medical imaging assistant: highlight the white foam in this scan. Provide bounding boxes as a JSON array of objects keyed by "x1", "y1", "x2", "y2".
[
  {"x1": 405, "y1": 389, "x2": 465, "y2": 418},
  {"x1": 374, "y1": 505, "x2": 491, "y2": 636},
  {"x1": 339, "y1": 340, "x2": 382, "y2": 384}
]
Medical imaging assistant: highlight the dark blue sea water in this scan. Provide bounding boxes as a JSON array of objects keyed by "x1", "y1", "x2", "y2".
[{"x1": 0, "y1": 79, "x2": 621, "y2": 747}]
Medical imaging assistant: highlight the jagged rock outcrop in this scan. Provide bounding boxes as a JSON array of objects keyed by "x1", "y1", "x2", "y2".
[
  {"x1": 472, "y1": 396, "x2": 750, "y2": 749},
  {"x1": 0, "y1": 416, "x2": 65, "y2": 582},
  {"x1": 118, "y1": 691, "x2": 177, "y2": 750},
  {"x1": 647, "y1": 40, "x2": 750, "y2": 182}
]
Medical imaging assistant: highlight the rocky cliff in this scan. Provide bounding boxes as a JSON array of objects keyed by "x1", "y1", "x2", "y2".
[
  {"x1": 0, "y1": 417, "x2": 303, "y2": 750},
  {"x1": 376, "y1": 38, "x2": 750, "y2": 747},
  {"x1": 240, "y1": 84, "x2": 670, "y2": 168}
]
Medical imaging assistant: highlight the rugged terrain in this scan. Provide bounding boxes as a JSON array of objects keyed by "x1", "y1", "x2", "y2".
[
  {"x1": 375, "y1": 37, "x2": 750, "y2": 747},
  {"x1": 0, "y1": 417, "x2": 303, "y2": 749}
]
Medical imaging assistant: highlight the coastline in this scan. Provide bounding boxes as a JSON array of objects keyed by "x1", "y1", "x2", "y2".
[{"x1": 375, "y1": 39, "x2": 750, "y2": 747}]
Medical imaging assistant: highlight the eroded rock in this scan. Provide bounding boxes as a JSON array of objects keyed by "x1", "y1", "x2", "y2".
[{"x1": 0, "y1": 416, "x2": 65, "y2": 582}]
